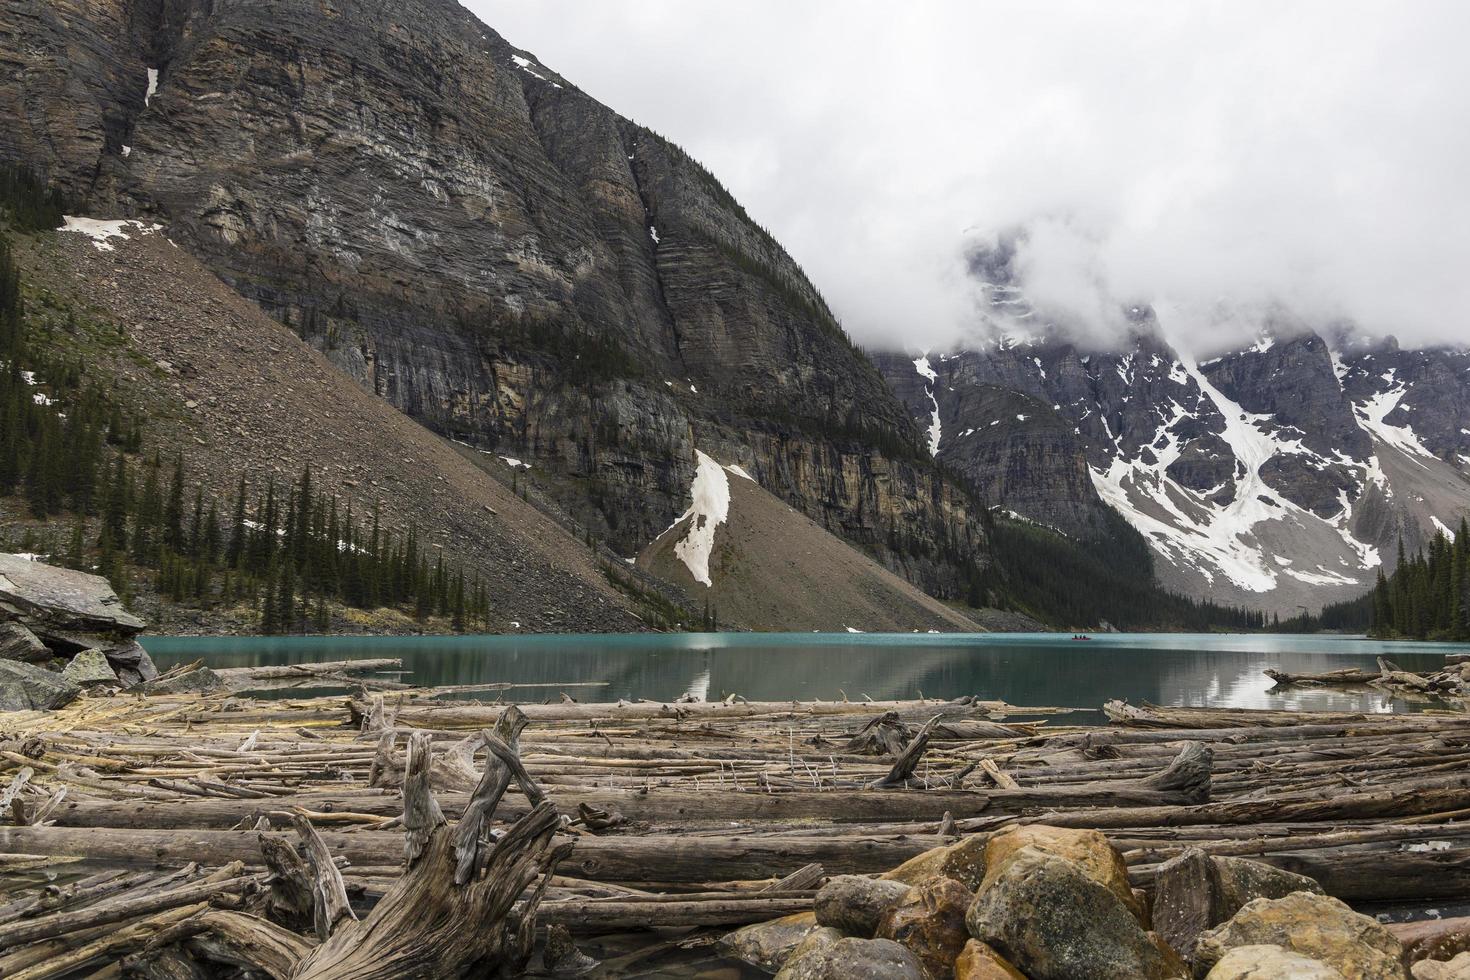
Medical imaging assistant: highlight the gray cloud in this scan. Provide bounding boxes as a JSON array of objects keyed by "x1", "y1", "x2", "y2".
[{"x1": 469, "y1": 1, "x2": 1470, "y2": 352}]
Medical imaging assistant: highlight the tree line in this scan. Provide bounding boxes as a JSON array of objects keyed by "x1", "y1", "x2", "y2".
[
  {"x1": 1, "y1": 172, "x2": 492, "y2": 634},
  {"x1": 978, "y1": 511, "x2": 1274, "y2": 631},
  {"x1": 1368, "y1": 525, "x2": 1470, "y2": 641}
]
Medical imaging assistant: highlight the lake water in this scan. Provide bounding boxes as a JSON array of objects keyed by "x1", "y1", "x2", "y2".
[{"x1": 147, "y1": 632, "x2": 1467, "y2": 721}]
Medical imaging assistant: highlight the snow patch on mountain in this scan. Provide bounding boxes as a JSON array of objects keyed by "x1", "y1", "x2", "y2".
[
  {"x1": 914, "y1": 355, "x2": 942, "y2": 455},
  {"x1": 1352, "y1": 370, "x2": 1435, "y2": 465},
  {"x1": 60, "y1": 217, "x2": 164, "y2": 252},
  {"x1": 1089, "y1": 354, "x2": 1292, "y2": 592},
  {"x1": 673, "y1": 450, "x2": 731, "y2": 587}
]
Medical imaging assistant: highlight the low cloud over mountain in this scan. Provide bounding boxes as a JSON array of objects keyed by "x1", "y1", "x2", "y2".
[{"x1": 480, "y1": 1, "x2": 1470, "y2": 352}]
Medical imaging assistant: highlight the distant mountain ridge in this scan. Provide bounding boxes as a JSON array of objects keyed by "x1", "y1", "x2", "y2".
[{"x1": 878, "y1": 285, "x2": 1470, "y2": 615}]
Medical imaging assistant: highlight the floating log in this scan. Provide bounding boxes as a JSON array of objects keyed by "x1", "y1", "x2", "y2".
[{"x1": 214, "y1": 659, "x2": 404, "y2": 682}]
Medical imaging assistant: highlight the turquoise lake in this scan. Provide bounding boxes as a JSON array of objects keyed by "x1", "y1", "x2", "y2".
[{"x1": 146, "y1": 632, "x2": 1467, "y2": 720}]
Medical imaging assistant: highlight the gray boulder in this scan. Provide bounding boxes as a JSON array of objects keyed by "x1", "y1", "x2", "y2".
[
  {"x1": 0, "y1": 621, "x2": 48, "y2": 662},
  {"x1": 0, "y1": 554, "x2": 145, "y2": 634},
  {"x1": 137, "y1": 666, "x2": 227, "y2": 696},
  {"x1": 966, "y1": 846, "x2": 1174, "y2": 980},
  {"x1": 775, "y1": 937, "x2": 925, "y2": 980},
  {"x1": 105, "y1": 641, "x2": 159, "y2": 687},
  {"x1": 1155, "y1": 848, "x2": 1324, "y2": 961},
  {"x1": 778, "y1": 927, "x2": 845, "y2": 973},
  {"x1": 814, "y1": 875, "x2": 912, "y2": 937},
  {"x1": 61, "y1": 649, "x2": 119, "y2": 687},
  {"x1": 0, "y1": 659, "x2": 81, "y2": 710}
]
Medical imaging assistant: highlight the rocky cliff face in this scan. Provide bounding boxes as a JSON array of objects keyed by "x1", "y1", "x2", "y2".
[
  {"x1": 876, "y1": 351, "x2": 1111, "y2": 537},
  {"x1": 1, "y1": 0, "x2": 985, "y2": 596},
  {"x1": 877, "y1": 265, "x2": 1470, "y2": 614}
]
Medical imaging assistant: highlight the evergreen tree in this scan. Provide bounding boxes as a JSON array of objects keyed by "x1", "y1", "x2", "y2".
[
  {"x1": 131, "y1": 457, "x2": 163, "y2": 563},
  {"x1": 451, "y1": 570, "x2": 466, "y2": 632},
  {"x1": 260, "y1": 564, "x2": 280, "y2": 635},
  {"x1": 187, "y1": 484, "x2": 205, "y2": 558},
  {"x1": 66, "y1": 519, "x2": 86, "y2": 571},
  {"x1": 227, "y1": 475, "x2": 248, "y2": 567},
  {"x1": 103, "y1": 455, "x2": 130, "y2": 553},
  {"x1": 163, "y1": 454, "x2": 185, "y2": 552},
  {"x1": 277, "y1": 558, "x2": 297, "y2": 633}
]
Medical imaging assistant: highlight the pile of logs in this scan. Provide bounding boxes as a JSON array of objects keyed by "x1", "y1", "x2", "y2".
[{"x1": 0, "y1": 662, "x2": 1466, "y2": 976}]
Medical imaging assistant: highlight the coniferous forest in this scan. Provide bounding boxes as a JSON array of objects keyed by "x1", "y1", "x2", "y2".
[
  {"x1": 0, "y1": 168, "x2": 492, "y2": 634},
  {"x1": 1366, "y1": 526, "x2": 1470, "y2": 641},
  {"x1": 979, "y1": 512, "x2": 1275, "y2": 632}
]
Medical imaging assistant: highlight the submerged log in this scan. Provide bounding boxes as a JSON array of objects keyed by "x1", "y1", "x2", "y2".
[{"x1": 1264, "y1": 667, "x2": 1381, "y2": 687}]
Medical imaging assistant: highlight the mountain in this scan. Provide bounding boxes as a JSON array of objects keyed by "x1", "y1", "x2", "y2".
[
  {"x1": 636, "y1": 451, "x2": 1007, "y2": 633},
  {"x1": 1, "y1": 0, "x2": 988, "y2": 604},
  {"x1": 877, "y1": 263, "x2": 1470, "y2": 616},
  {"x1": 9, "y1": 216, "x2": 657, "y2": 632}
]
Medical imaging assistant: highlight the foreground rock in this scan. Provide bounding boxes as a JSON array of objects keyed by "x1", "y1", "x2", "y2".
[
  {"x1": 1204, "y1": 944, "x2": 1348, "y2": 979},
  {"x1": 967, "y1": 846, "x2": 1176, "y2": 979},
  {"x1": 1391, "y1": 916, "x2": 1470, "y2": 969},
  {"x1": 721, "y1": 912, "x2": 822, "y2": 973},
  {"x1": 104, "y1": 641, "x2": 160, "y2": 687},
  {"x1": 954, "y1": 939, "x2": 1026, "y2": 979},
  {"x1": 1155, "y1": 847, "x2": 1325, "y2": 961},
  {"x1": 0, "y1": 620, "x2": 47, "y2": 662},
  {"x1": 59, "y1": 649, "x2": 119, "y2": 687},
  {"x1": 875, "y1": 877, "x2": 972, "y2": 978},
  {"x1": 886, "y1": 833, "x2": 990, "y2": 890},
  {"x1": 982, "y1": 824, "x2": 1148, "y2": 926},
  {"x1": 137, "y1": 665, "x2": 227, "y2": 696},
  {"x1": 0, "y1": 555, "x2": 154, "y2": 692},
  {"x1": 1414, "y1": 952, "x2": 1470, "y2": 980},
  {"x1": 814, "y1": 875, "x2": 911, "y2": 937},
  {"x1": 775, "y1": 937, "x2": 924, "y2": 980},
  {"x1": 0, "y1": 553, "x2": 145, "y2": 635},
  {"x1": 0, "y1": 659, "x2": 81, "y2": 711},
  {"x1": 1193, "y1": 893, "x2": 1406, "y2": 980}
]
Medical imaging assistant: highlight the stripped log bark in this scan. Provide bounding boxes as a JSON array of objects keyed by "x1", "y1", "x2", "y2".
[
  {"x1": 867, "y1": 715, "x2": 941, "y2": 787},
  {"x1": 216, "y1": 660, "x2": 403, "y2": 683},
  {"x1": 177, "y1": 909, "x2": 315, "y2": 980},
  {"x1": 1264, "y1": 667, "x2": 1381, "y2": 687},
  {"x1": 845, "y1": 712, "x2": 911, "y2": 755},
  {"x1": 348, "y1": 695, "x2": 1067, "y2": 729},
  {"x1": 289, "y1": 811, "x2": 356, "y2": 940},
  {"x1": 39, "y1": 745, "x2": 1220, "y2": 831},
  {"x1": 0, "y1": 861, "x2": 255, "y2": 949},
  {"x1": 289, "y1": 732, "x2": 569, "y2": 979}
]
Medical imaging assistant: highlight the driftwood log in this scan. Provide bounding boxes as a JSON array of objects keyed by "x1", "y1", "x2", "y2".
[{"x1": 1, "y1": 677, "x2": 1467, "y2": 975}]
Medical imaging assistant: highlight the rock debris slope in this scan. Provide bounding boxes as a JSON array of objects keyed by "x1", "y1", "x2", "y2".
[
  {"x1": 638, "y1": 452, "x2": 985, "y2": 633},
  {"x1": 18, "y1": 223, "x2": 645, "y2": 632}
]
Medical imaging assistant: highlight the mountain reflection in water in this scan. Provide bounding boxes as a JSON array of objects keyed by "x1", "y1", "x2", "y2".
[{"x1": 144, "y1": 632, "x2": 1463, "y2": 721}]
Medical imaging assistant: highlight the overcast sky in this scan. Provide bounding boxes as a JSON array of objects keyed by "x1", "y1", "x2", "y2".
[{"x1": 470, "y1": 2, "x2": 1470, "y2": 353}]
